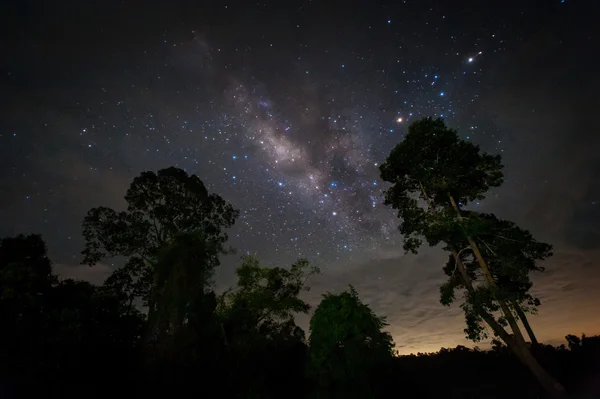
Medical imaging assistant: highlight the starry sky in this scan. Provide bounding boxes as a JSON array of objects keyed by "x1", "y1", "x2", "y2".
[{"x1": 2, "y1": 0, "x2": 599, "y2": 354}]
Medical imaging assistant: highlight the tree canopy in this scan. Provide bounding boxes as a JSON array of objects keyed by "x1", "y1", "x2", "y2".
[
  {"x1": 81, "y1": 167, "x2": 239, "y2": 308},
  {"x1": 379, "y1": 117, "x2": 503, "y2": 253},
  {"x1": 219, "y1": 255, "x2": 319, "y2": 341},
  {"x1": 308, "y1": 286, "x2": 395, "y2": 398}
]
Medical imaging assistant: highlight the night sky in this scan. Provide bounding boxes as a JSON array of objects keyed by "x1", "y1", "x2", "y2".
[{"x1": 2, "y1": 0, "x2": 599, "y2": 353}]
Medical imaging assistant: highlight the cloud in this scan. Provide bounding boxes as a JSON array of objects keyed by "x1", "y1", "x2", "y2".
[{"x1": 298, "y1": 243, "x2": 600, "y2": 355}]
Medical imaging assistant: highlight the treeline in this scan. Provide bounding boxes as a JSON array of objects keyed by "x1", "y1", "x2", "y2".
[
  {"x1": 0, "y1": 234, "x2": 381, "y2": 398},
  {"x1": 1, "y1": 117, "x2": 599, "y2": 398},
  {"x1": 2, "y1": 234, "x2": 599, "y2": 399}
]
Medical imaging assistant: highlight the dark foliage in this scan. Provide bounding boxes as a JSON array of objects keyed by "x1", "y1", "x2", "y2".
[
  {"x1": 1, "y1": 234, "x2": 598, "y2": 399},
  {"x1": 392, "y1": 338, "x2": 600, "y2": 399},
  {"x1": 0, "y1": 235, "x2": 144, "y2": 398},
  {"x1": 308, "y1": 286, "x2": 395, "y2": 399},
  {"x1": 1, "y1": 235, "x2": 598, "y2": 399},
  {"x1": 81, "y1": 167, "x2": 239, "y2": 309}
]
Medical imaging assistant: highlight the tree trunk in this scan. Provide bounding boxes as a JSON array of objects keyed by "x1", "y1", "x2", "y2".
[
  {"x1": 514, "y1": 301, "x2": 540, "y2": 346},
  {"x1": 447, "y1": 194, "x2": 566, "y2": 398},
  {"x1": 450, "y1": 248, "x2": 520, "y2": 348},
  {"x1": 447, "y1": 194, "x2": 527, "y2": 339}
]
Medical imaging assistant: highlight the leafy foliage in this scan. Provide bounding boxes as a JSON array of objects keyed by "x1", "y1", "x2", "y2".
[
  {"x1": 103, "y1": 256, "x2": 152, "y2": 308},
  {"x1": 214, "y1": 255, "x2": 319, "y2": 398},
  {"x1": 380, "y1": 118, "x2": 566, "y2": 397},
  {"x1": 439, "y1": 211, "x2": 552, "y2": 340},
  {"x1": 220, "y1": 255, "x2": 319, "y2": 340},
  {"x1": 308, "y1": 286, "x2": 395, "y2": 398},
  {"x1": 378, "y1": 118, "x2": 515, "y2": 341},
  {"x1": 379, "y1": 117, "x2": 503, "y2": 253},
  {"x1": 81, "y1": 167, "x2": 239, "y2": 306},
  {"x1": 378, "y1": 117, "x2": 549, "y2": 341}
]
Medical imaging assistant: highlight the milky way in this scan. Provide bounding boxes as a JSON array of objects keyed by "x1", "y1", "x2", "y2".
[
  {"x1": 0, "y1": 1, "x2": 558, "y2": 268},
  {"x1": 181, "y1": 27, "x2": 497, "y2": 266},
  {"x1": 225, "y1": 76, "x2": 400, "y2": 262}
]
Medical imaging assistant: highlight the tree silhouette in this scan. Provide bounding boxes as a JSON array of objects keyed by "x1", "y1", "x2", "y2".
[
  {"x1": 1, "y1": 228, "x2": 599, "y2": 398},
  {"x1": 81, "y1": 167, "x2": 239, "y2": 316},
  {"x1": 308, "y1": 286, "x2": 395, "y2": 398},
  {"x1": 0, "y1": 234, "x2": 56, "y2": 302},
  {"x1": 217, "y1": 255, "x2": 319, "y2": 398},
  {"x1": 219, "y1": 255, "x2": 319, "y2": 341},
  {"x1": 0, "y1": 235, "x2": 57, "y2": 393},
  {"x1": 380, "y1": 117, "x2": 565, "y2": 397},
  {"x1": 2, "y1": 162, "x2": 594, "y2": 398},
  {"x1": 0, "y1": 234, "x2": 144, "y2": 398},
  {"x1": 440, "y1": 211, "x2": 551, "y2": 345}
]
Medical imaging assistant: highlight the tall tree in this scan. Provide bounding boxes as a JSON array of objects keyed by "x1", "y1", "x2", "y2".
[
  {"x1": 308, "y1": 286, "x2": 395, "y2": 398},
  {"x1": 81, "y1": 167, "x2": 239, "y2": 314},
  {"x1": 379, "y1": 117, "x2": 565, "y2": 397}
]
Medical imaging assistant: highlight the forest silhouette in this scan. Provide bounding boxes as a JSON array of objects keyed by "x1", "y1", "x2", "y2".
[{"x1": 1, "y1": 118, "x2": 598, "y2": 398}]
